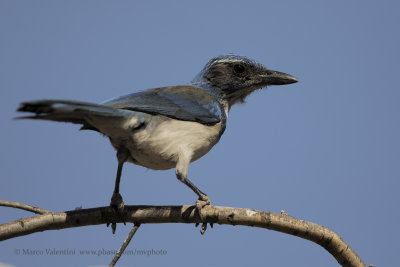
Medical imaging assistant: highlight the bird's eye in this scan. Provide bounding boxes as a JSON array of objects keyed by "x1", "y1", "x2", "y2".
[{"x1": 233, "y1": 64, "x2": 245, "y2": 74}]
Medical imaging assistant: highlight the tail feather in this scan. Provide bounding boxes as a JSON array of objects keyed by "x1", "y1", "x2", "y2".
[{"x1": 16, "y1": 100, "x2": 143, "y2": 133}]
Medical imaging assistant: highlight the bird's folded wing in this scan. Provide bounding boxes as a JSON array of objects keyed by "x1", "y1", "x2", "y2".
[{"x1": 102, "y1": 86, "x2": 222, "y2": 125}]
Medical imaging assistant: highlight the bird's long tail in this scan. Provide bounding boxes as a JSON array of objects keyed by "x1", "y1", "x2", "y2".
[{"x1": 16, "y1": 100, "x2": 143, "y2": 133}]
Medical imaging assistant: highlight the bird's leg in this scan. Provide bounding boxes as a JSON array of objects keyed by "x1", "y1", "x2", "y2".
[
  {"x1": 109, "y1": 148, "x2": 129, "y2": 234},
  {"x1": 175, "y1": 155, "x2": 211, "y2": 205},
  {"x1": 110, "y1": 161, "x2": 125, "y2": 212},
  {"x1": 177, "y1": 174, "x2": 211, "y2": 207},
  {"x1": 176, "y1": 156, "x2": 211, "y2": 234},
  {"x1": 176, "y1": 172, "x2": 212, "y2": 235},
  {"x1": 110, "y1": 149, "x2": 129, "y2": 211}
]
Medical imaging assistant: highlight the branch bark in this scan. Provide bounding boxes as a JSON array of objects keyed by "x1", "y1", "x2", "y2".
[{"x1": 0, "y1": 202, "x2": 365, "y2": 267}]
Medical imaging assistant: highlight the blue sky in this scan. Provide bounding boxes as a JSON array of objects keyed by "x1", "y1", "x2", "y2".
[{"x1": 1, "y1": 1, "x2": 399, "y2": 266}]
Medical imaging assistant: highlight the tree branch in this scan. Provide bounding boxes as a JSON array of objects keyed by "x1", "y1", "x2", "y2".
[
  {"x1": 0, "y1": 204, "x2": 366, "y2": 267},
  {"x1": 0, "y1": 200, "x2": 51, "y2": 214}
]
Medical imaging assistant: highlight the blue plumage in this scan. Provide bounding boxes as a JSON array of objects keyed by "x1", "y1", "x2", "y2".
[{"x1": 102, "y1": 85, "x2": 223, "y2": 125}]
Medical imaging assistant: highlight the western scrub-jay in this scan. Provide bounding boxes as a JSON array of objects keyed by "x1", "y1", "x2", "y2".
[{"x1": 17, "y1": 54, "x2": 298, "y2": 224}]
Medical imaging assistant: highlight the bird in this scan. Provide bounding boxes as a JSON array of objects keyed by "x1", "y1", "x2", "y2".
[{"x1": 16, "y1": 54, "x2": 298, "y2": 232}]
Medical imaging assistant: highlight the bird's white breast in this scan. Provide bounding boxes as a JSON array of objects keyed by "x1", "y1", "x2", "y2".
[{"x1": 118, "y1": 114, "x2": 223, "y2": 170}]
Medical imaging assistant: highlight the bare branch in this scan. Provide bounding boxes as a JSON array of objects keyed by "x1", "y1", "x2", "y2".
[
  {"x1": 0, "y1": 204, "x2": 366, "y2": 267},
  {"x1": 109, "y1": 223, "x2": 141, "y2": 267},
  {"x1": 0, "y1": 200, "x2": 52, "y2": 215}
]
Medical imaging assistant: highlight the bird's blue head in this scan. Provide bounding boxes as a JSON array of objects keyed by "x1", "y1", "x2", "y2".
[{"x1": 191, "y1": 54, "x2": 298, "y2": 108}]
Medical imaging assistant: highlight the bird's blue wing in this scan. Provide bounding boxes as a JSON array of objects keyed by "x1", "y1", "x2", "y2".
[{"x1": 102, "y1": 86, "x2": 222, "y2": 125}]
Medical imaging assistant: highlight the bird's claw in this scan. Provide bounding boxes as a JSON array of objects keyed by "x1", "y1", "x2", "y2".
[
  {"x1": 195, "y1": 195, "x2": 212, "y2": 235},
  {"x1": 196, "y1": 195, "x2": 211, "y2": 211},
  {"x1": 111, "y1": 223, "x2": 117, "y2": 234},
  {"x1": 110, "y1": 192, "x2": 124, "y2": 212},
  {"x1": 200, "y1": 223, "x2": 207, "y2": 235},
  {"x1": 109, "y1": 192, "x2": 125, "y2": 234}
]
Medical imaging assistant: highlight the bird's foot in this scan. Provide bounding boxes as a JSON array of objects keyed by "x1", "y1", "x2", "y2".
[
  {"x1": 109, "y1": 192, "x2": 125, "y2": 234},
  {"x1": 196, "y1": 195, "x2": 211, "y2": 211},
  {"x1": 195, "y1": 194, "x2": 212, "y2": 235},
  {"x1": 110, "y1": 192, "x2": 125, "y2": 212}
]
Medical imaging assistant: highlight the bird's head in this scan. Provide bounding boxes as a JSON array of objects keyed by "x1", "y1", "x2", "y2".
[{"x1": 192, "y1": 54, "x2": 298, "y2": 108}]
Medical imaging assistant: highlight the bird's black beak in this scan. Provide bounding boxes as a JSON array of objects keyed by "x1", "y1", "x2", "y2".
[{"x1": 262, "y1": 69, "x2": 298, "y2": 85}]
